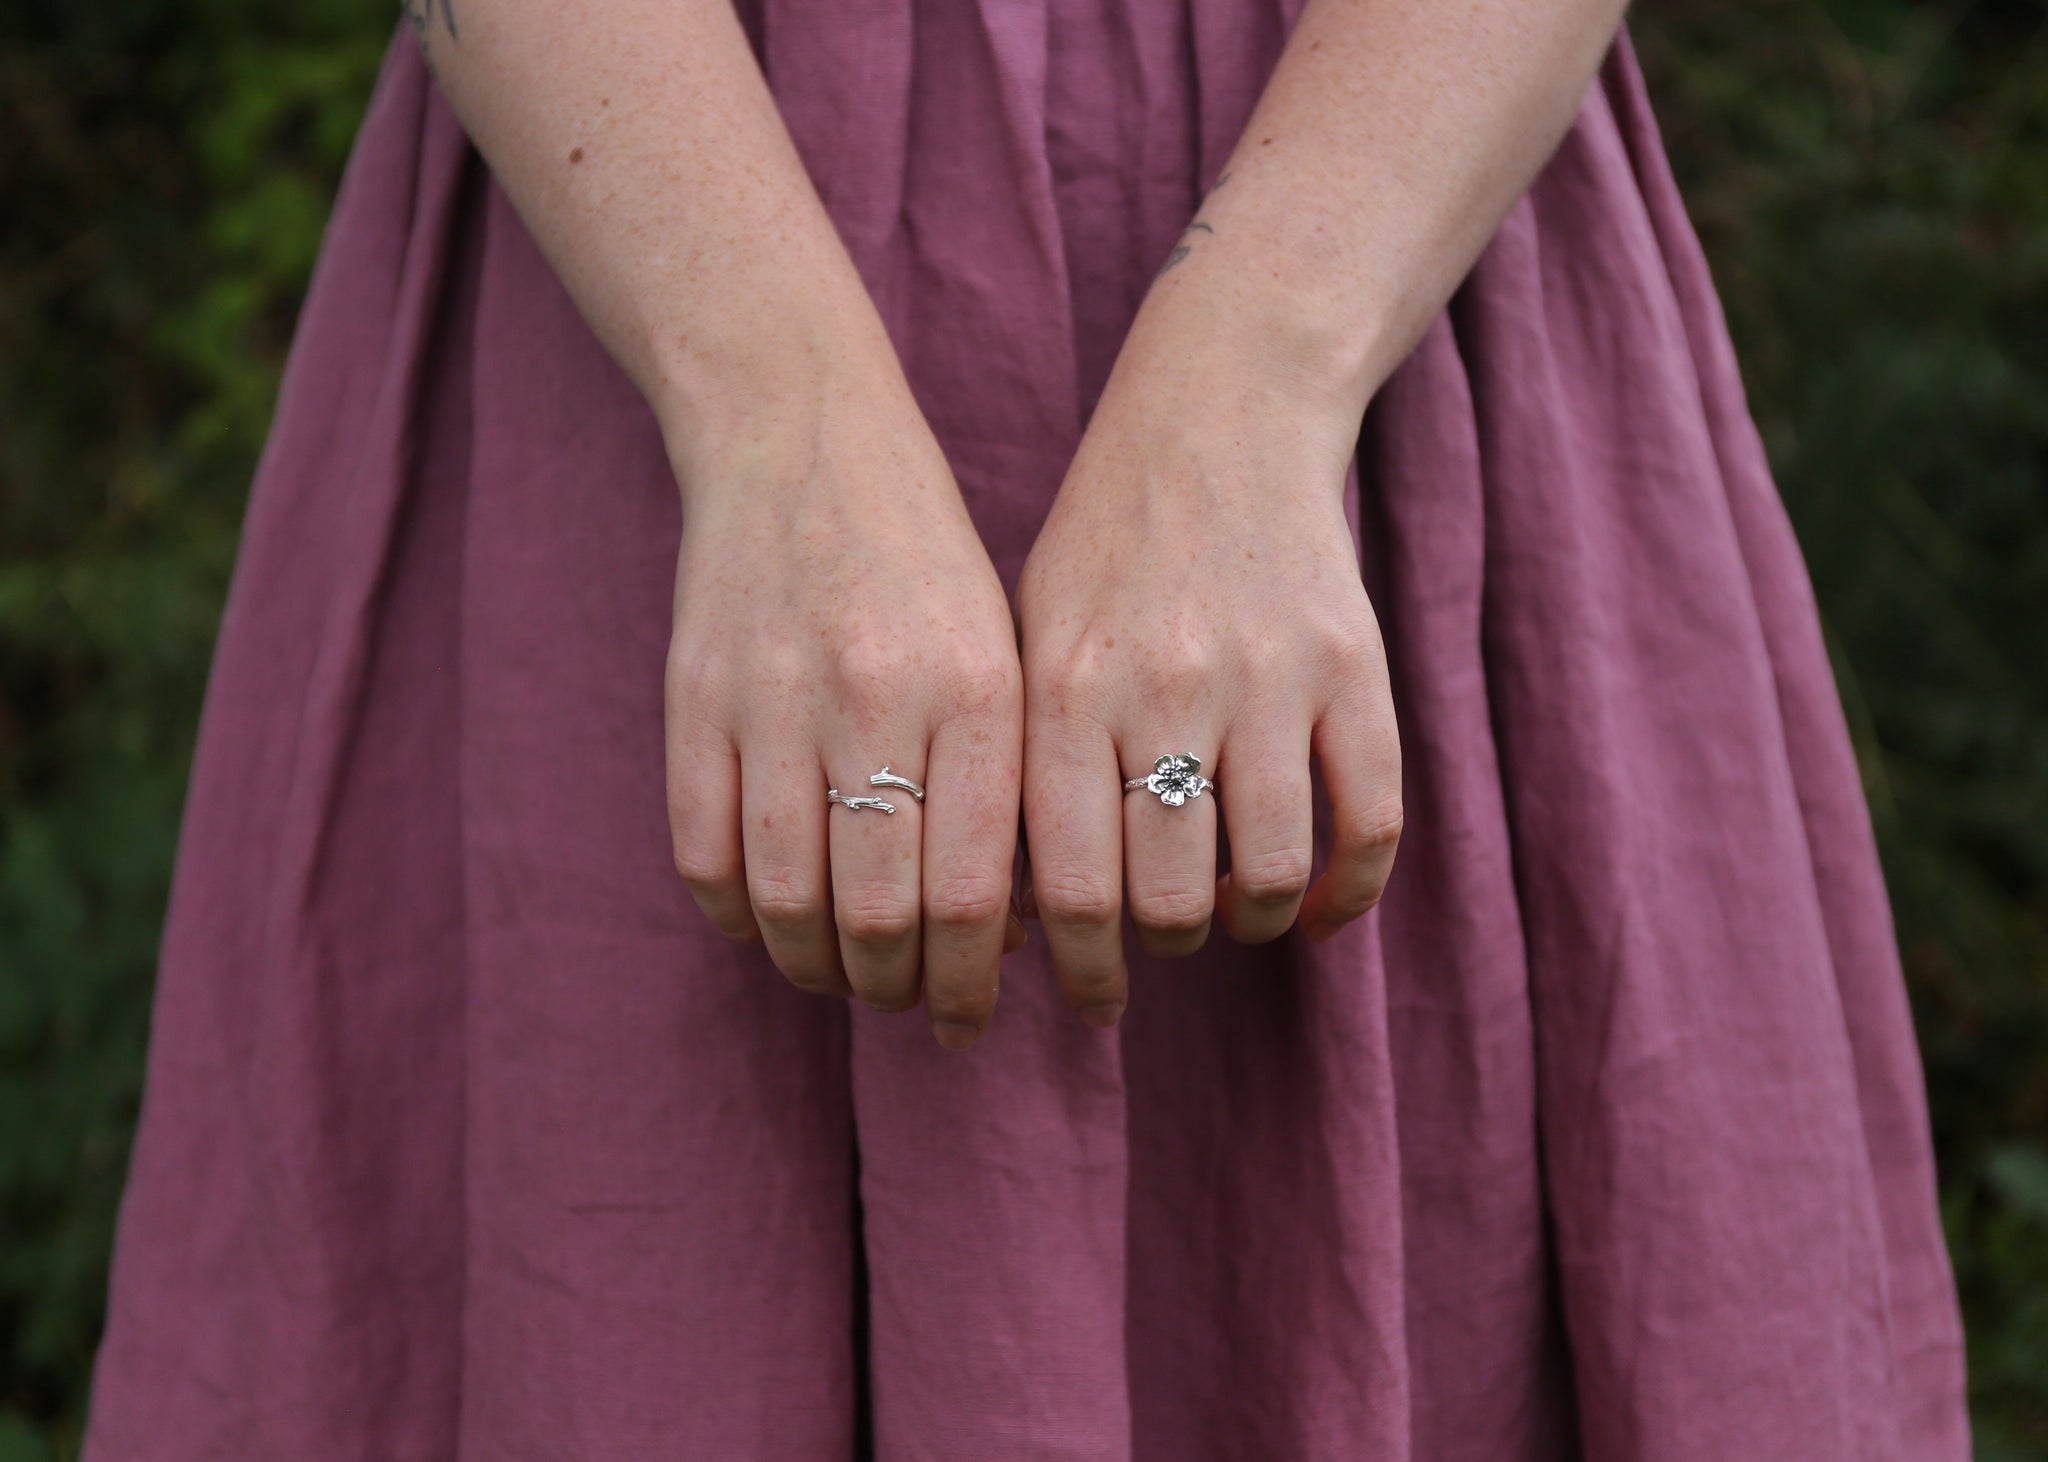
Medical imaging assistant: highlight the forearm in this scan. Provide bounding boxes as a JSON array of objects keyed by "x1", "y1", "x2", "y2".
[
  {"x1": 402, "y1": 0, "x2": 901, "y2": 484},
  {"x1": 1115, "y1": 0, "x2": 1630, "y2": 435}
]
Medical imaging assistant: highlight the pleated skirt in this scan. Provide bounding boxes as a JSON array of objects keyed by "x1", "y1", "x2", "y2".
[{"x1": 85, "y1": 4, "x2": 1969, "y2": 1457}]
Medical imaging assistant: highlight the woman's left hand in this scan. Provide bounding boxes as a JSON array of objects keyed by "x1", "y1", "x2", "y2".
[{"x1": 1016, "y1": 365, "x2": 1405, "y2": 1028}]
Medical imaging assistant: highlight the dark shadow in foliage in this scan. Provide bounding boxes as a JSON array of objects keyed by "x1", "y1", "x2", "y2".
[{"x1": 2, "y1": 0, "x2": 2044, "y2": 1455}]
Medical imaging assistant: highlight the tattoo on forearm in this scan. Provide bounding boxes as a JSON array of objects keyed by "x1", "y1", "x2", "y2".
[
  {"x1": 402, "y1": 0, "x2": 458, "y2": 58},
  {"x1": 1157, "y1": 171, "x2": 1229, "y2": 277}
]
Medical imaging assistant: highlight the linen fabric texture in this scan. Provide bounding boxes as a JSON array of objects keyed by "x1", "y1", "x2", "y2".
[{"x1": 84, "y1": 3, "x2": 1969, "y2": 1458}]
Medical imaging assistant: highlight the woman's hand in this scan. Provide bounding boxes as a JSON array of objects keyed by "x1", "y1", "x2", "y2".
[
  {"x1": 412, "y1": 0, "x2": 1032, "y2": 1051},
  {"x1": 1007, "y1": 0, "x2": 1623, "y2": 1036},
  {"x1": 664, "y1": 361, "x2": 1025, "y2": 1051},
  {"x1": 1017, "y1": 361, "x2": 1403, "y2": 1027}
]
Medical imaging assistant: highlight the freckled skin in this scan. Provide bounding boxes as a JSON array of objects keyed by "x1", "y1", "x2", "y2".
[
  {"x1": 1017, "y1": 0, "x2": 1629, "y2": 1015},
  {"x1": 407, "y1": 0, "x2": 1630, "y2": 1038},
  {"x1": 1019, "y1": 356, "x2": 1397, "y2": 1004},
  {"x1": 665, "y1": 381, "x2": 1024, "y2": 1036}
]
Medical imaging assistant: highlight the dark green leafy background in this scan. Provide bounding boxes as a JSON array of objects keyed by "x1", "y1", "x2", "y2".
[{"x1": 2, "y1": 0, "x2": 2043, "y2": 1454}]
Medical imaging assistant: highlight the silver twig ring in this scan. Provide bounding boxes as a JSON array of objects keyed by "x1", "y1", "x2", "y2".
[
  {"x1": 1123, "y1": 752, "x2": 1214, "y2": 807},
  {"x1": 828, "y1": 765, "x2": 927, "y2": 814},
  {"x1": 868, "y1": 765, "x2": 925, "y2": 801},
  {"x1": 828, "y1": 789, "x2": 896, "y2": 813}
]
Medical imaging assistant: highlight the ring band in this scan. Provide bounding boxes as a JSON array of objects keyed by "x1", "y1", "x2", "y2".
[
  {"x1": 828, "y1": 764, "x2": 927, "y2": 814},
  {"x1": 1124, "y1": 752, "x2": 1214, "y2": 807}
]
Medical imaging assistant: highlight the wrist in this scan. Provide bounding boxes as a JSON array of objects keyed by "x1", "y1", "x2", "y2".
[
  {"x1": 1105, "y1": 278, "x2": 1380, "y2": 469},
  {"x1": 1083, "y1": 298, "x2": 1372, "y2": 504},
  {"x1": 652, "y1": 297, "x2": 919, "y2": 501}
]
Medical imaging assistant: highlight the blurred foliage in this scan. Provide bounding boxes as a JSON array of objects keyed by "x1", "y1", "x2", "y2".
[
  {"x1": 0, "y1": 0, "x2": 390, "y2": 1455},
  {"x1": 0, "y1": 0, "x2": 2041, "y2": 1455},
  {"x1": 1637, "y1": 1, "x2": 2048, "y2": 1451}
]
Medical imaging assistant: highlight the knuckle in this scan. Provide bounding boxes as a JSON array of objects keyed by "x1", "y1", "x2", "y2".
[
  {"x1": 1140, "y1": 637, "x2": 1214, "y2": 703},
  {"x1": 749, "y1": 873, "x2": 824, "y2": 930},
  {"x1": 1337, "y1": 797, "x2": 1406, "y2": 855},
  {"x1": 1130, "y1": 884, "x2": 1213, "y2": 935},
  {"x1": 1031, "y1": 869, "x2": 1121, "y2": 929},
  {"x1": 834, "y1": 641, "x2": 914, "y2": 713},
  {"x1": 925, "y1": 875, "x2": 1010, "y2": 932},
  {"x1": 1231, "y1": 846, "x2": 1314, "y2": 906},
  {"x1": 1318, "y1": 612, "x2": 1385, "y2": 665},
  {"x1": 835, "y1": 885, "x2": 920, "y2": 947},
  {"x1": 671, "y1": 840, "x2": 742, "y2": 897},
  {"x1": 665, "y1": 641, "x2": 734, "y2": 701}
]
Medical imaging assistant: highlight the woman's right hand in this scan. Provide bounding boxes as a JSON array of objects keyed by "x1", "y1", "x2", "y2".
[{"x1": 662, "y1": 357, "x2": 1026, "y2": 1051}]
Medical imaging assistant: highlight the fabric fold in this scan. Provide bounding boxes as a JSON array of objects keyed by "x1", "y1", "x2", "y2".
[
  {"x1": 87, "y1": 42, "x2": 478, "y2": 1459},
  {"x1": 85, "y1": 12, "x2": 1968, "y2": 1461}
]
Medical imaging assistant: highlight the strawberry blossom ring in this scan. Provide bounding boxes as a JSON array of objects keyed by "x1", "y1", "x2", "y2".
[{"x1": 1123, "y1": 753, "x2": 1214, "y2": 808}]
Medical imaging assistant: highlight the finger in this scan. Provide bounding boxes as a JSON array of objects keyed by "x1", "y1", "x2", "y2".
[
  {"x1": 1299, "y1": 676, "x2": 1404, "y2": 942},
  {"x1": 920, "y1": 695, "x2": 1023, "y2": 1051},
  {"x1": 741, "y1": 740, "x2": 849, "y2": 996},
  {"x1": 1022, "y1": 705, "x2": 1128, "y2": 1027},
  {"x1": 1214, "y1": 717, "x2": 1314, "y2": 944},
  {"x1": 665, "y1": 712, "x2": 761, "y2": 943},
  {"x1": 1121, "y1": 739, "x2": 1220, "y2": 957},
  {"x1": 826, "y1": 746, "x2": 925, "y2": 1015}
]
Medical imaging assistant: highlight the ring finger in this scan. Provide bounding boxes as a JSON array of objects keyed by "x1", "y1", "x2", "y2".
[
  {"x1": 1120, "y1": 733, "x2": 1221, "y2": 956},
  {"x1": 826, "y1": 741, "x2": 926, "y2": 1012}
]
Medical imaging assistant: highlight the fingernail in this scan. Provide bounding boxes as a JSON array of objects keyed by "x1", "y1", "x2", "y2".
[
  {"x1": 1004, "y1": 911, "x2": 1028, "y2": 953},
  {"x1": 933, "y1": 1020, "x2": 982, "y2": 1052},
  {"x1": 1079, "y1": 1002, "x2": 1124, "y2": 1030}
]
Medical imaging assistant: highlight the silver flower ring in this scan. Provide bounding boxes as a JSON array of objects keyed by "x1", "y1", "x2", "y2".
[{"x1": 1123, "y1": 752, "x2": 1214, "y2": 808}]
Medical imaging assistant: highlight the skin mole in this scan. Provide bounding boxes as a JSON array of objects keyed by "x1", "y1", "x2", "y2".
[{"x1": 569, "y1": 146, "x2": 585, "y2": 164}]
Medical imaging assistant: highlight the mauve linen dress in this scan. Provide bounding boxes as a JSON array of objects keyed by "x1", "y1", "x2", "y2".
[{"x1": 83, "y1": 2, "x2": 1970, "y2": 1458}]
